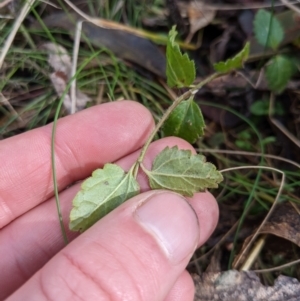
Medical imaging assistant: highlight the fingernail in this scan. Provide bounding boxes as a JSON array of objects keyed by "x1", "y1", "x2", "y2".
[{"x1": 134, "y1": 192, "x2": 199, "y2": 264}]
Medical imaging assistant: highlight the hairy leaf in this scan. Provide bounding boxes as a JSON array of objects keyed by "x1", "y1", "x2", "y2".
[
  {"x1": 266, "y1": 55, "x2": 295, "y2": 93},
  {"x1": 214, "y1": 42, "x2": 250, "y2": 73},
  {"x1": 253, "y1": 9, "x2": 284, "y2": 50},
  {"x1": 166, "y1": 26, "x2": 195, "y2": 88},
  {"x1": 163, "y1": 97, "x2": 205, "y2": 144},
  {"x1": 141, "y1": 146, "x2": 223, "y2": 197},
  {"x1": 69, "y1": 164, "x2": 140, "y2": 232}
]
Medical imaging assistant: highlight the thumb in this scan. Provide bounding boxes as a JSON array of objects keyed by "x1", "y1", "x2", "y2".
[{"x1": 8, "y1": 191, "x2": 200, "y2": 301}]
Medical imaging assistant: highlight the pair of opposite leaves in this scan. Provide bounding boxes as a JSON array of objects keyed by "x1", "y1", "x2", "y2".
[
  {"x1": 69, "y1": 12, "x2": 282, "y2": 232},
  {"x1": 69, "y1": 27, "x2": 226, "y2": 232},
  {"x1": 69, "y1": 146, "x2": 223, "y2": 232}
]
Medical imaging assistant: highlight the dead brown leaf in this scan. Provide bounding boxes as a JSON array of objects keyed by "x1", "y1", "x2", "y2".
[
  {"x1": 178, "y1": 1, "x2": 216, "y2": 43},
  {"x1": 42, "y1": 42, "x2": 91, "y2": 114},
  {"x1": 34, "y1": 13, "x2": 166, "y2": 77},
  {"x1": 257, "y1": 202, "x2": 300, "y2": 248},
  {"x1": 232, "y1": 202, "x2": 300, "y2": 268},
  {"x1": 42, "y1": 43, "x2": 72, "y2": 75}
]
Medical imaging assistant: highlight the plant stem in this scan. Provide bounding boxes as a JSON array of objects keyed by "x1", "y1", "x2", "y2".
[
  {"x1": 133, "y1": 72, "x2": 221, "y2": 176},
  {"x1": 52, "y1": 98, "x2": 69, "y2": 245},
  {"x1": 51, "y1": 52, "x2": 100, "y2": 243}
]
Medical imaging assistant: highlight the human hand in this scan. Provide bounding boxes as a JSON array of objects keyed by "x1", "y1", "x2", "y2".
[{"x1": 0, "y1": 101, "x2": 219, "y2": 301}]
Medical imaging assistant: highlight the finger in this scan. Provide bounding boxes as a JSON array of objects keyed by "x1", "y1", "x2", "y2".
[
  {"x1": 0, "y1": 101, "x2": 154, "y2": 228},
  {"x1": 0, "y1": 137, "x2": 195, "y2": 299},
  {"x1": 8, "y1": 190, "x2": 200, "y2": 301},
  {"x1": 1, "y1": 188, "x2": 217, "y2": 300},
  {"x1": 164, "y1": 271, "x2": 195, "y2": 301},
  {"x1": 188, "y1": 192, "x2": 219, "y2": 247}
]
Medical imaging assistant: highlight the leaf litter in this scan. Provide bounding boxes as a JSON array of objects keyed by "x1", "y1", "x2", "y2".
[{"x1": 42, "y1": 42, "x2": 91, "y2": 114}]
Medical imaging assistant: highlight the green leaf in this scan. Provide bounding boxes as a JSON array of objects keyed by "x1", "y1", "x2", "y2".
[
  {"x1": 166, "y1": 26, "x2": 196, "y2": 88},
  {"x1": 235, "y1": 140, "x2": 253, "y2": 151},
  {"x1": 265, "y1": 55, "x2": 295, "y2": 93},
  {"x1": 141, "y1": 146, "x2": 223, "y2": 197},
  {"x1": 250, "y1": 99, "x2": 285, "y2": 116},
  {"x1": 253, "y1": 9, "x2": 284, "y2": 50},
  {"x1": 163, "y1": 98, "x2": 205, "y2": 144},
  {"x1": 69, "y1": 164, "x2": 140, "y2": 232},
  {"x1": 250, "y1": 99, "x2": 270, "y2": 116},
  {"x1": 213, "y1": 42, "x2": 250, "y2": 73},
  {"x1": 262, "y1": 136, "x2": 276, "y2": 145}
]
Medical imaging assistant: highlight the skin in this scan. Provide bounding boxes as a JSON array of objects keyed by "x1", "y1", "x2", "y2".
[{"x1": 0, "y1": 101, "x2": 219, "y2": 301}]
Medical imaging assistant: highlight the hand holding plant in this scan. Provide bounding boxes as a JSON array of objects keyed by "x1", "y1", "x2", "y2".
[
  {"x1": 68, "y1": 27, "x2": 250, "y2": 233},
  {"x1": 0, "y1": 101, "x2": 218, "y2": 300}
]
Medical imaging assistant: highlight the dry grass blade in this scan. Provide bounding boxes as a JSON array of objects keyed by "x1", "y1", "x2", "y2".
[
  {"x1": 189, "y1": 219, "x2": 240, "y2": 265},
  {"x1": 199, "y1": 148, "x2": 300, "y2": 169},
  {"x1": 0, "y1": 0, "x2": 13, "y2": 9},
  {"x1": 62, "y1": 0, "x2": 194, "y2": 50},
  {"x1": 269, "y1": 93, "x2": 300, "y2": 148},
  {"x1": 0, "y1": 0, "x2": 36, "y2": 69},
  {"x1": 240, "y1": 235, "x2": 266, "y2": 270},
  {"x1": 280, "y1": 0, "x2": 300, "y2": 14},
  {"x1": 202, "y1": 0, "x2": 300, "y2": 10},
  {"x1": 70, "y1": 20, "x2": 82, "y2": 114},
  {"x1": 253, "y1": 258, "x2": 300, "y2": 273},
  {"x1": 0, "y1": 93, "x2": 23, "y2": 123},
  {"x1": 63, "y1": 0, "x2": 154, "y2": 36},
  {"x1": 39, "y1": 0, "x2": 61, "y2": 9},
  {"x1": 219, "y1": 166, "x2": 286, "y2": 269}
]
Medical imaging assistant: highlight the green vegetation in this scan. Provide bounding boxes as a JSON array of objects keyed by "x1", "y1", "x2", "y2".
[{"x1": 1, "y1": 1, "x2": 300, "y2": 286}]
